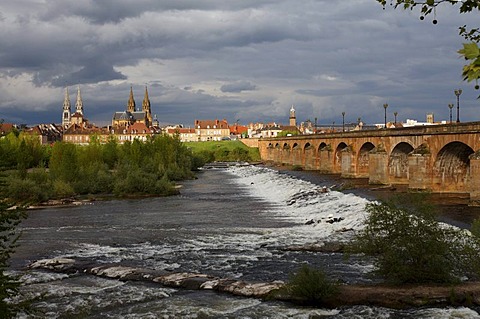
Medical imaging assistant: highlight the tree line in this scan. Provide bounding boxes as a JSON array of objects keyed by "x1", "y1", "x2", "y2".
[{"x1": 0, "y1": 131, "x2": 207, "y2": 204}]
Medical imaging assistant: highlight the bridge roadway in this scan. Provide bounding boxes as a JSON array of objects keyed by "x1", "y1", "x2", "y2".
[{"x1": 257, "y1": 122, "x2": 480, "y2": 205}]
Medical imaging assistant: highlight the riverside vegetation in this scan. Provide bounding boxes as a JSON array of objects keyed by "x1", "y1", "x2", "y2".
[{"x1": 0, "y1": 132, "x2": 225, "y2": 205}]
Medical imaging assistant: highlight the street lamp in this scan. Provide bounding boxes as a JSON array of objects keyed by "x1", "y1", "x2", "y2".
[
  {"x1": 383, "y1": 103, "x2": 388, "y2": 128},
  {"x1": 448, "y1": 103, "x2": 454, "y2": 123},
  {"x1": 394, "y1": 112, "x2": 398, "y2": 125},
  {"x1": 314, "y1": 117, "x2": 317, "y2": 134},
  {"x1": 342, "y1": 111, "x2": 345, "y2": 132},
  {"x1": 454, "y1": 89, "x2": 462, "y2": 123}
]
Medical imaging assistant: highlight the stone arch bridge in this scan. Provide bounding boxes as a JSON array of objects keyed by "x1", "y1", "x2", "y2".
[{"x1": 258, "y1": 122, "x2": 480, "y2": 205}]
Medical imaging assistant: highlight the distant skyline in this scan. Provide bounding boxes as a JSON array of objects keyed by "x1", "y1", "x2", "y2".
[{"x1": 0, "y1": 1, "x2": 478, "y2": 127}]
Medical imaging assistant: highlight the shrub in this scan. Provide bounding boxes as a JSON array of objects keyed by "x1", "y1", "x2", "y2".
[
  {"x1": 350, "y1": 195, "x2": 480, "y2": 284},
  {"x1": 283, "y1": 265, "x2": 339, "y2": 304},
  {"x1": 6, "y1": 178, "x2": 49, "y2": 204},
  {"x1": 52, "y1": 180, "x2": 75, "y2": 199}
]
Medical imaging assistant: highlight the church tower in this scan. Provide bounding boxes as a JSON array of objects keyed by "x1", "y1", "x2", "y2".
[
  {"x1": 75, "y1": 86, "x2": 84, "y2": 115},
  {"x1": 127, "y1": 86, "x2": 136, "y2": 112},
  {"x1": 289, "y1": 105, "x2": 297, "y2": 127},
  {"x1": 62, "y1": 87, "x2": 71, "y2": 127},
  {"x1": 142, "y1": 86, "x2": 153, "y2": 127}
]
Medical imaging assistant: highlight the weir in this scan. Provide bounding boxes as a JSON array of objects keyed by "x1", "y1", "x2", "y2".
[{"x1": 257, "y1": 121, "x2": 480, "y2": 205}]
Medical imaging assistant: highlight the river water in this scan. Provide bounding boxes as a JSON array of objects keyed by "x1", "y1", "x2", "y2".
[{"x1": 10, "y1": 165, "x2": 480, "y2": 318}]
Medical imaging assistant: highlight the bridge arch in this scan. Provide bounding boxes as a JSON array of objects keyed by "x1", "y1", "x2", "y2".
[
  {"x1": 388, "y1": 142, "x2": 414, "y2": 184},
  {"x1": 357, "y1": 142, "x2": 375, "y2": 176},
  {"x1": 318, "y1": 142, "x2": 328, "y2": 152},
  {"x1": 433, "y1": 141, "x2": 474, "y2": 192},
  {"x1": 334, "y1": 142, "x2": 348, "y2": 173}
]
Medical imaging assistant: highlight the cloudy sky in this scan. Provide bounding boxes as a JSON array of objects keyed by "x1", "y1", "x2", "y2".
[{"x1": 0, "y1": 0, "x2": 478, "y2": 127}]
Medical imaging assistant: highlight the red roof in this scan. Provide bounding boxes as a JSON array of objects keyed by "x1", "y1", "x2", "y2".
[
  {"x1": 194, "y1": 119, "x2": 229, "y2": 129},
  {"x1": 0, "y1": 123, "x2": 15, "y2": 134}
]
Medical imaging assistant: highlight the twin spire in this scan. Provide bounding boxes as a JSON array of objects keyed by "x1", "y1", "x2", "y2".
[
  {"x1": 127, "y1": 85, "x2": 150, "y2": 113},
  {"x1": 62, "y1": 86, "x2": 83, "y2": 127}
]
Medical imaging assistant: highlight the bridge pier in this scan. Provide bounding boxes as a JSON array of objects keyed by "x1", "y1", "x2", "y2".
[
  {"x1": 318, "y1": 149, "x2": 333, "y2": 173},
  {"x1": 469, "y1": 152, "x2": 480, "y2": 206},
  {"x1": 408, "y1": 144, "x2": 431, "y2": 191},
  {"x1": 341, "y1": 147, "x2": 356, "y2": 178},
  {"x1": 368, "y1": 146, "x2": 389, "y2": 185}
]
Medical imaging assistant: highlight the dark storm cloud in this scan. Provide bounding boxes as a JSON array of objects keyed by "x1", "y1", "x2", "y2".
[
  {"x1": 220, "y1": 81, "x2": 257, "y2": 93},
  {"x1": 50, "y1": 60, "x2": 127, "y2": 87}
]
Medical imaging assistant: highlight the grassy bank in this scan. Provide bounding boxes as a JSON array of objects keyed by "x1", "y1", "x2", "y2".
[{"x1": 184, "y1": 140, "x2": 261, "y2": 162}]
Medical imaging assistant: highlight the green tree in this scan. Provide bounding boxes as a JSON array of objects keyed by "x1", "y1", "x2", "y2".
[
  {"x1": 48, "y1": 142, "x2": 78, "y2": 183},
  {"x1": 377, "y1": 0, "x2": 480, "y2": 90},
  {"x1": 102, "y1": 136, "x2": 119, "y2": 169},
  {"x1": 350, "y1": 195, "x2": 480, "y2": 284},
  {"x1": 0, "y1": 203, "x2": 26, "y2": 318}
]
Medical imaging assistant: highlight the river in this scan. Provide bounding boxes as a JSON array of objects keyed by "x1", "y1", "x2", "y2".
[{"x1": 10, "y1": 165, "x2": 480, "y2": 318}]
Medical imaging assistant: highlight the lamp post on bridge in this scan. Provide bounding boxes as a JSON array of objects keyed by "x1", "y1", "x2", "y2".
[
  {"x1": 448, "y1": 103, "x2": 454, "y2": 123},
  {"x1": 394, "y1": 112, "x2": 398, "y2": 125},
  {"x1": 383, "y1": 103, "x2": 388, "y2": 128},
  {"x1": 314, "y1": 117, "x2": 317, "y2": 134},
  {"x1": 342, "y1": 111, "x2": 345, "y2": 132},
  {"x1": 454, "y1": 89, "x2": 462, "y2": 123}
]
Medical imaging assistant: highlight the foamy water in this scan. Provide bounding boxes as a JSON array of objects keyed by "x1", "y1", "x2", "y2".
[{"x1": 227, "y1": 165, "x2": 370, "y2": 243}]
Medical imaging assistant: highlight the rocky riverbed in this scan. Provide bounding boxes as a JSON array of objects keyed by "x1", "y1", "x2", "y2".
[{"x1": 29, "y1": 257, "x2": 480, "y2": 309}]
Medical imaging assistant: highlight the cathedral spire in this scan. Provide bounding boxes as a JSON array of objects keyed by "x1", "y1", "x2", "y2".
[
  {"x1": 62, "y1": 87, "x2": 71, "y2": 127},
  {"x1": 127, "y1": 86, "x2": 136, "y2": 112},
  {"x1": 142, "y1": 86, "x2": 152, "y2": 127},
  {"x1": 75, "y1": 86, "x2": 83, "y2": 115}
]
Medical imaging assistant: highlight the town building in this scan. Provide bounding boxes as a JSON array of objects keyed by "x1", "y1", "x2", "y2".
[
  {"x1": 111, "y1": 122, "x2": 154, "y2": 143},
  {"x1": 165, "y1": 126, "x2": 198, "y2": 142},
  {"x1": 63, "y1": 124, "x2": 110, "y2": 145},
  {"x1": 23, "y1": 124, "x2": 63, "y2": 145},
  {"x1": 229, "y1": 123, "x2": 248, "y2": 139},
  {"x1": 194, "y1": 119, "x2": 230, "y2": 141}
]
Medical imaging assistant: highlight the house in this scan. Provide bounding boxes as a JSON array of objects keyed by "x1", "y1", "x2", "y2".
[
  {"x1": 0, "y1": 123, "x2": 17, "y2": 137},
  {"x1": 23, "y1": 124, "x2": 63, "y2": 145},
  {"x1": 194, "y1": 119, "x2": 230, "y2": 141},
  {"x1": 166, "y1": 126, "x2": 197, "y2": 142},
  {"x1": 111, "y1": 122, "x2": 154, "y2": 144},
  {"x1": 230, "y1": 123, "x2": 249, "y2": 139},
  {"x1": 63, "y1": 124, "x2": 110, "y2": 145}
]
